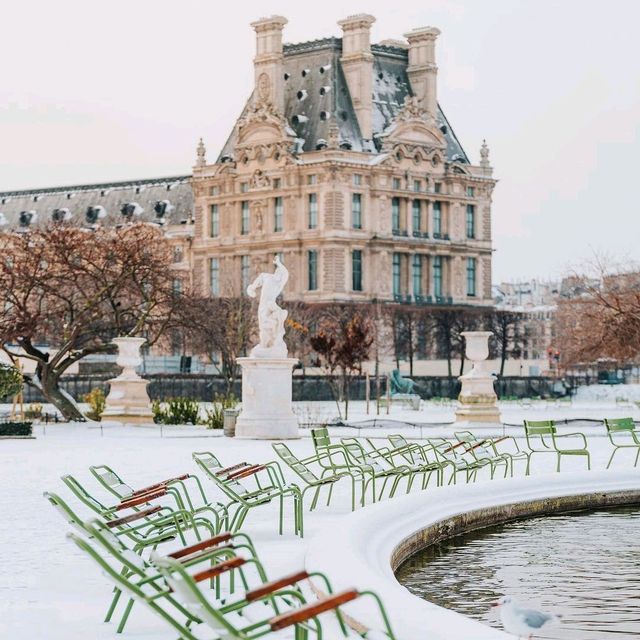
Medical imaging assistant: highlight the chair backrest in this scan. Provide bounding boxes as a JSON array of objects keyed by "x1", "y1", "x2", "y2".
[
  {"x1": 604, "y1": 417, "x2": 636, "y2": 432},
  {"x1": 61, "y1": 474, "x2": 109, "y2": 514},
  {"x1": 454, "y1": 430, "x2": 477, "y2": 444},
  {"x1": 311, "y1": 427, "x2": 331, "y2": 450},
  {"x1": 44, "y1": 491, "x2": 90, "y2": 535},
  {"x1": 272, "y1": 443, "x2": 319, "y2": 485},
  {"x1": 388, "y1": 434, "x2": 408, "y2": 450},
  {"x1": 341, "y1": 438, "x2": 387, "y2": 472},
  {"x1": 192, "y1": 451, "x2": 254, "y2": 499},
  {"x1": 524, "y1": 420, "x2": 556, "y2": 435},
  {"x1": 151, "y1": 554, "x2": 241, "y2": 635},
  {"x1": 89, "y1": 465, "x2": 133, "y2": 499}
]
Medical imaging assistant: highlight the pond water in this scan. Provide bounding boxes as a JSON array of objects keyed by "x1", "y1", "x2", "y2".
[{"x1": 395, "y1": 506, "x2": 640, "y2": 639}]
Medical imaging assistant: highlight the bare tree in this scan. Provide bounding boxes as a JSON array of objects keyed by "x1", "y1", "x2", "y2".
[
  {"x1": 489, "y1": 309, "x2": 525, "y2": 376},
  {"x1": 309, "y1": 305, "x2": 373, "y2": 420},
  {"x1": 0, "y1": 223, "x2": 179, "y2": 420}
]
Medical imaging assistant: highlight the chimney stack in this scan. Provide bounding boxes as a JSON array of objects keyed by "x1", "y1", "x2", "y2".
[
  {"x1": 251, "y1": 16, "x2": 288, "y2": 114},
  {"x1": 338, "y1": 14, "x2": 376, "y2": 140},
  {"x1": 404, "y1": 26, "x2": 441, "y2": 123}
]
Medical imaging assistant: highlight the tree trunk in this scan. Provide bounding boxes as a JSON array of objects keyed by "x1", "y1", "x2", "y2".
[
  {"x1": 34, "y1": 368, "x2": 86, "y2": 422},
  {"x1": 459, "y1": 353, "x2": 466, "y2": 377}
]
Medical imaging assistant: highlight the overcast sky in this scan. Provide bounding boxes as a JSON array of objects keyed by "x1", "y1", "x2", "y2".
[{"x1": 1, "y1": 0, "x2": 638, "y2": 281}]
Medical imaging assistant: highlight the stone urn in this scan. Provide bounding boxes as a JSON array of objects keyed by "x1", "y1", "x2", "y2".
[
  {"x1": 455, "y1": 331, "x2": 501, "y2": 424},
  {"x1": 102, "y1": 337, "x2": 153, "y2": 424}
]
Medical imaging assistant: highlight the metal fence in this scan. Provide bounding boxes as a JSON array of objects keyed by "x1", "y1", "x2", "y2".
[{"x1": 15, "y1": 373, "x2": 591, "y2": 404}]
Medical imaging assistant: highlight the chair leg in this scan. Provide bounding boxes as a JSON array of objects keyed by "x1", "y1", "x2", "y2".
[
  {"x1": 634, "y1": 447, "x2": 640, "y2": 468},
  {"x1": 606, "y1": 447, "x2": 618, "y2": 470},
  {"x1": 104, "y1": 587, "x2": 123, "y2": 623},
  {"x1": 557, "y1": 453, "x2": 561, "y2": 472},
  {"x1": 326, "y1": 481, "x2": 334, "y2": 507},
  {"x1": 310, "y1": 486, "x2": 321, "y2": 511},
  {"x1": 586, "y1": 452, "x2": 591, "y2": 471},
  {"x1": 116, "y1": 598, "x2": 134, "y2": 633}
]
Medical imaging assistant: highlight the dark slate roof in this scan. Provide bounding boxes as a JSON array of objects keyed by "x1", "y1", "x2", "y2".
[
  {"x1": 0, "y1": 175, "x2": 193, "y2": 230},
  {"x1": 218, "y1": 37, "x2": 469, "y2": 162}
]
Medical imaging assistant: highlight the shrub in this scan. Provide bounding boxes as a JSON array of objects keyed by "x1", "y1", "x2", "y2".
[
  {"x1": 0, "y1": 421, "x2": 33, "y2": 437},
  {"x1": 152, "y1": 397, "x2": 200, "y2": 425},
  {"x1": 0, "y1": 363, "x2": 22, "y2": 400},
  {"x1": 24, "y1": 403, "x2": 43, "y2": 420},
  {"x1": 201, "y1": 393, "x2": 238, "y2": 429},
  {"x1": 83, "y1": 388, "x2": 106, "y2": 421}
]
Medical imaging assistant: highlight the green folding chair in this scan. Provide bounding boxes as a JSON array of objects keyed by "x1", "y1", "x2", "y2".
[
  {"x1": 603, "y1": 417, "x2": 640, "y2": 468},
  {"x1": 523, "y1": 420, "x2": 590, "y2": 472},
  {"x1": 90, "y1": 464, "x2": 228, "y2": 530},
  {"x1": 454, "y1": 430, "x2": 530, "y2": 476},
  {"x1": 193, "y1": 451, "x2": 304, "y2": 536},
  {"x1": 452, "y1": 432, "x2": 510, "y2": 480},
  {"x1": 272, "y1": 442, "x2": 360, "y2": 511}
]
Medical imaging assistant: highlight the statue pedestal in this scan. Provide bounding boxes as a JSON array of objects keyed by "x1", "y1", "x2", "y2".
[
  {"x1": 103, "y1": 337, "x2": 153, "y2": 425},
  {"x1": 235, "y1": 357, "x2": 300, "y2": 439},
  {"x1": 455, "y1": 331, "x2": 501, "y2": 425}
]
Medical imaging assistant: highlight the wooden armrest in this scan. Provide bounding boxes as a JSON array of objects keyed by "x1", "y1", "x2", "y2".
[
  {"x1": 106, "y1": 505, "x2": 162, "y2": 528},
  {"x1": 443, "y1": 441, "x2": 467, "y2": 454},
  {"x1": 463, "y1": 440, "x2": 488, "y2": 454},
  {"x1": 192, "y1": 556, "x2": 246, "y2": 583},
  {"x1": 269, "y1": 589, "x2": 359, "y2": 631},
  {"x1": 215, "y1": 462, "x2": 249, "y2": 477},
  {"x1": 131, "y1": 474, "x2": 190, "y2": 496},
  {"x1": 246, "y1": 570, "x2": 309, "y2": 602},
  {"x1": 492, "y1": 436, "x2": 509, "y2": 446},
  {"x1": 168, "y1": 532, "x2": 233, "y2": 559},
  {"x1": 227, "y1": 464, "x2": 265, "y2": 481},
  {"x1": 116, "y1": 488, "x2": 167, "y2": 511}
]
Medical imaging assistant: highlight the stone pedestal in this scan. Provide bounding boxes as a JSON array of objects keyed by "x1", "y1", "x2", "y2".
[
  {"x1": 235, "y1": 357, "x2": 300, "y2": 439},
  {"x1": 103, "y1": 337, "x2": 153, "y2": 425},
  {"x1": 455, "y1": 331, "x2": 501, "y2": 424}
]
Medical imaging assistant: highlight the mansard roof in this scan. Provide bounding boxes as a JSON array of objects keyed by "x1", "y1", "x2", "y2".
[
  {"x1": 217, "y1": 36, "x2": 469, "y2": 162},
  {"x1": 0, "y1": 175, "x2": 193, "y2": 231}
]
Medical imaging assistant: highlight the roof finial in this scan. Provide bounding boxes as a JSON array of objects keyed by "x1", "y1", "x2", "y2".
[
  {"x1": 195, "y1": 137, "x2": 206, "y2": 168},
  {"x1": 479, "y1": 139, "x2": 492, "y2": 176}
]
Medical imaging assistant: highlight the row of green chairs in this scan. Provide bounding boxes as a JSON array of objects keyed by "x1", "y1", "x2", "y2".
[{"x1": 47, "y1": 485, "x2": 398, "y2": 638}]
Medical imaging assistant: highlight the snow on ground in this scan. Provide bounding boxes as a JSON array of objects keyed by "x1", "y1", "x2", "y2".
[{"x1": 1, "y1": 400, "x2": 638, "y2": 640}]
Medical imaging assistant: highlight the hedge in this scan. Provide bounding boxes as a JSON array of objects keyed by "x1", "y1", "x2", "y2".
[{"x1": 0, "y1": 422, "x2": 33, "y2": 437}]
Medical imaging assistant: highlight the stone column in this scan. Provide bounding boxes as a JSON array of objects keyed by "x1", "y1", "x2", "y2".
[
  {"x1": 103, "y1": 337, "x2": 153, "y2": 424},
  {"x1": 404, "y1": 26, "x2": 441, "y2": 123},
  {"x1": 455, "y1": 331, "x2": 501, "y2": 424}
]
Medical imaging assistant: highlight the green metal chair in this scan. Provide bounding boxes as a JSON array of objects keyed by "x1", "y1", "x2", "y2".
[
  {"x1": 386, "y1": 434, "x2": 450, "y2": 485},
  {"x1": 90, "y1": 463, "x2": 228, "y2": 530},
  {"x1": 271, "y1": 443, "x2": 360, "y2": 511},
  {"x1": 452, "y1": 432, "x2": 510, "y2": 480},
  {"x1": 61, "y1": 474, "x2": 216, "y2": 545},
  {"x1": 454, "y1": 430, "x2": 531, "y2": 476},
  {"x1": 193, "y1": 451, "x2": 304, "y2": 537},
  {"x1": 362, "y1": 438, "x2": 443, "y2": 490},
  {"x1": 603, "y1": 417, "x2": 640, "y2": 468},
  {"x1": 424, "y1": 437, "x2": 492, "y2": 483},
  {"x1": 523, "y1": 420, "x2": 590, "y2": 472},
  {"x1": 152, "y1": 552, "x2": 398, "y2": 639}
]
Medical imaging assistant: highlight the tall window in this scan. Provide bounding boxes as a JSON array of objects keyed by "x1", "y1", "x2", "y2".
[
  {"x1": 210, "y1": 257, "x2": 219, "y2": 296},
  {"x1": 352, "y1": 193, "x2": 362, "y2": 229},
  {"x1": 467, "y1": 257, "x2": 476, "y2": 296},
  {"x1": 466, "y1": 186, "x2": 475, "y2": 197},
  {"x1": 353, "y1": 174, "x2": 362, "y2": 186},
  {"x1": 434, "y1": 182, "x2": 442, "y2": 194},
  {"x1": 433, "y1": 201, "x2": 442, "y2": 236},
  {"x1": 413, "y1": 180, "x2": 421, "y2": 192},
  {"x1": 466, "y1": 204, "x2": 475, "y2": 239},
  {"x1": 352, "y1": 250, "x2": 363, "y2": 291},
  {"x1": 308, "y1": 193, "x2": 317, "y2": 229},
  {"x1": 391, "y1": 197, "x2": 400, "y2": 233},
  {"x1": 240, "y1": 255, "x2": 250, "y2": 292},
  {"x1": 241, "y1": 201, "x2": 249, "y2": 234},
  {"x1": 433, "y1": 256, "x2": 443, "y2": 298},
  {"x1": 240, "y1": 182, "x2": 249, "y2": 193},
  {"x1": 392, "y1": 253, "x2": 401, "y2": 296},
  {"x1": 412, "y1": 200, "x2": 421, "y2": 232},
  {"x1": 210, "y1": 185, "x2": 219, "y2": 196},
  {"x1": 307, "y1": 174, "x2": 317, "y2": 185},
  {"x1": 412, "y1": 254, "x2": 422, "y2": 296},
  {"x1": 210, "y1": 204, "x2": 219, "y2": 237},
  {"x1": 392, "y1": 177, "x2": 401, "y2": 190},
  {"x1": 308, "y1": 250, "x2": 318, "y2": 290},
  {"x1": 274, "y1": 196, "x2": 283, "y2": 232}
]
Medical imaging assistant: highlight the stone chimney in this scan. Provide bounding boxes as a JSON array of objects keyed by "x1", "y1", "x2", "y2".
[
  {"x1": 251, "y1": 16, "x2": 288, "y2": 114},
  {"x1": 338, "y1": 14, "x2": 376, "y2": 140},
  {"x1": 403, "y1": 26, "x2": 441, "y2": 123}
]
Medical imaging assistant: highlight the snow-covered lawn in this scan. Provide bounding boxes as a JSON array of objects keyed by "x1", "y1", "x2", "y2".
[{"x1": 1, "y1": 399, "x2": 638, "y2": 639}]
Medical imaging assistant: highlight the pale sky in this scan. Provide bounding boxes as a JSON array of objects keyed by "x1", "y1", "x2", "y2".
[{"x1": 1, "y1": 0, "x2": 638, "y2": 281}]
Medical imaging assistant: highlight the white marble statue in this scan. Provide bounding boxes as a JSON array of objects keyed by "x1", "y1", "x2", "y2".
[{"x1": 246, "y1": 255, "x2": 289, "y2": 358}]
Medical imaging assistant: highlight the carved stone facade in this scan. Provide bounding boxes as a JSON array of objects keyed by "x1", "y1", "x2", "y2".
[{"x1": 189, "y1": 14, "x2": 496, "y2": 307}]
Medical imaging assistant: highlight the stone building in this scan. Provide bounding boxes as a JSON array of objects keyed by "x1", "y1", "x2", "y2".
[{"x1": 191, "y1": 14, "x2": 496, "y2": 307}]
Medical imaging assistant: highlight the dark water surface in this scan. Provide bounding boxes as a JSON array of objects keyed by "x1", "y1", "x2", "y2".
[{"x1": 395, "y1": 507, "x2": 640, "y2": 638}]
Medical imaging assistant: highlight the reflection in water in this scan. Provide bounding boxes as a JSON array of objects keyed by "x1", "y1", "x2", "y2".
[{"x1": 395, "y1": 507, "x2": 640, "y2": 639}]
